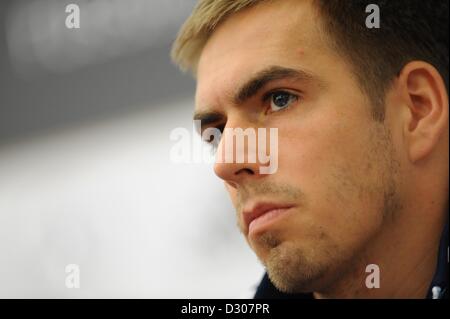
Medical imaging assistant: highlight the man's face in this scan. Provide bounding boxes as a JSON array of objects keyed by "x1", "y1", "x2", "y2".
[{"x1": 195, "y1": 0, "x2": 400, "y2": 293}]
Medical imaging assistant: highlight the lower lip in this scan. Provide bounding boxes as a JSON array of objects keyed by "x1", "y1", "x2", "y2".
[{"x1": 248, "y1": 207, "x2": 294, "y2": 236}]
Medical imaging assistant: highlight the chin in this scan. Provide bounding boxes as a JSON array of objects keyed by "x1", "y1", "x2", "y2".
[{"x1": 262, "y1": 239, "x2": 334, "y2": 294}]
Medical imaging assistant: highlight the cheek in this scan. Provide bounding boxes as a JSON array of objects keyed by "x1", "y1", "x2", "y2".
[{"x1": 277, "y1": 107, "x2": 386, "y2": 244}]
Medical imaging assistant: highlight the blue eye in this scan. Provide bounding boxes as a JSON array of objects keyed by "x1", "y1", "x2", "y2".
[
  {"x1": 269, "y1": 91, "x2": 298, "y2": 112},
  {"x1": 201, "y1": 125, "x2": 224, "y2": 153}
]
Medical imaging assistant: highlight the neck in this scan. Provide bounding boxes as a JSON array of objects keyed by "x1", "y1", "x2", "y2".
[{"x1": 313, "y1": 202, "x2": 446, "y2": 299}]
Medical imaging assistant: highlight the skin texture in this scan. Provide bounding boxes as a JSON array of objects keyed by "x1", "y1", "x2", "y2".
[{"x1": 194, "y1": 0, "x2": 449, "y2": 298}]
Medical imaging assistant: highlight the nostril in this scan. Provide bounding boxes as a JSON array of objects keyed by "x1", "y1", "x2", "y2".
[{"x1": 236, "y1": 168, "x2": 255, "y2": 175}]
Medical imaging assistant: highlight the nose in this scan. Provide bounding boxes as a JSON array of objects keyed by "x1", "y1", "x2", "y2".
[{"x1": 213, "y1": 123, "x2": 266, "y2": 188}]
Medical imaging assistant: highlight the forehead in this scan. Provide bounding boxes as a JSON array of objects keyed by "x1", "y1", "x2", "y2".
[{"x1": 195, "y1": 0, "x2": 325, "y2": 108}]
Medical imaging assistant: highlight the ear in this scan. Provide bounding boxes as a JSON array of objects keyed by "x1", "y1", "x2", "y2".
[{"x1": 397, "y1": 61, "x2": 449, "y2": 163}]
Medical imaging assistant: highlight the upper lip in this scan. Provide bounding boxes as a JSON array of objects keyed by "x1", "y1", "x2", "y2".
[{"x1": 242, "y1": 201, "x2": 295, "y2": 234}]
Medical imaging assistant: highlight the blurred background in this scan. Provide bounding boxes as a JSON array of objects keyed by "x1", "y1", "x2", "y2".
[{"x1": 0, "y1": 0, "x2": 264, "y2": 298}]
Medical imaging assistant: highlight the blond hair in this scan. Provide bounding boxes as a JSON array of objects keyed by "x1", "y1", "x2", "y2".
[
  {"x1": 172, "y1": 0, "x2": 449, "y2": 122},
  {"x1": 171, "y1": 0, "x2": 265, "y2": 73}
]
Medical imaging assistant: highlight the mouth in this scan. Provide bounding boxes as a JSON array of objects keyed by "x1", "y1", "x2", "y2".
[{"x1": 242, "y1": 201, "x2": 295, "y2": 236}]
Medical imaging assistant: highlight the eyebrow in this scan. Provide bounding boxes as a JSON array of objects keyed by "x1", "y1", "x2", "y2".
[
  {"x1": 193, "y1": 111, "x2": 225, "y2": 132},
  {"x1": 193, "y1": 65, "x2": 318, "y2": 126},
  {"x1": 233, "y1": 65, "x2": 316, "y2": 105}
]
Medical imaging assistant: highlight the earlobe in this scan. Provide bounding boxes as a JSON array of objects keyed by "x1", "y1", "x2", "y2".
[{"x1": 399, "y1": 61, "x2": 449, "y2": 163}]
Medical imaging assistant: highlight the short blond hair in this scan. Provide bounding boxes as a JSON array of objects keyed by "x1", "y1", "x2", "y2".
[
  {"x1": 172, "y1": 0, "x2": 449, "y2": 122},
  {"x1": 171, "y1": 0, "x2": 265, "y2": 73}
]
